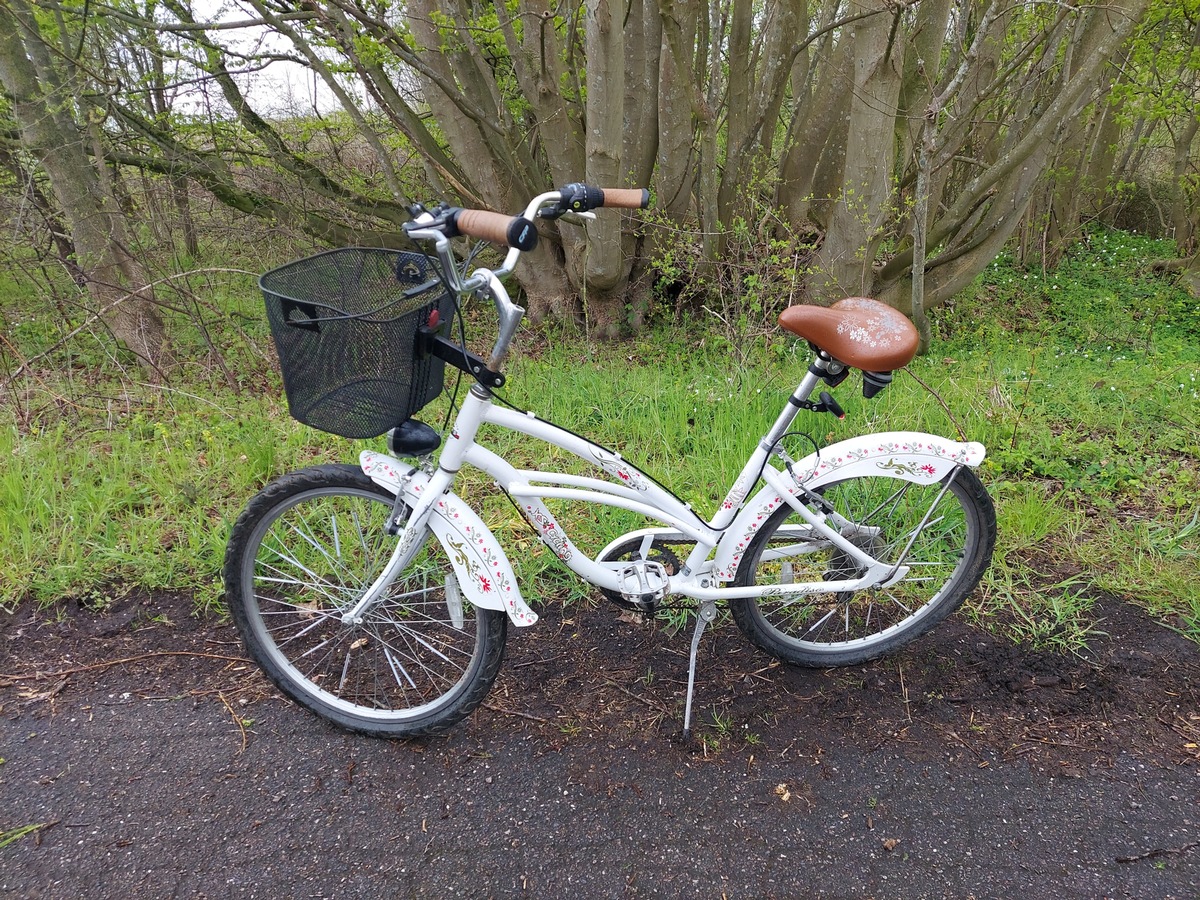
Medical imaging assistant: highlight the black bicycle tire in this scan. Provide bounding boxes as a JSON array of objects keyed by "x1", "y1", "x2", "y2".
[
  {"x1": 729, "y1": 467, "x2": 996, "y2": 667},
  {"x1": 223, "y1": 464, "x2": 507, "y2": 737}
]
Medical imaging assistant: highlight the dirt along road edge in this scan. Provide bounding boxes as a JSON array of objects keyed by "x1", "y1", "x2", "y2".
[{"x1": 2, "y1": 589, "x2": 1198, "y2": 897}]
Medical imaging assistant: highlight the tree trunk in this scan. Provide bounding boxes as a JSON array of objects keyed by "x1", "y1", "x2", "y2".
[
  {"x1": 578, "y1": 0, "x2": 633, "y2": 337},
  {"x1": 807, "y1": 0, "x2": 904, "y2": 305},
  {"x1": 1171, "y1": 115, "x2": 1200, "y2": 255},
  {"x1": 655, "y1": 0, "x2": 700, "y2": 219},
  {"x1": 1167, "y1": 17, "x2": 1200, "y2": 254},
  {"x1": 879, "y1": 0, "x2": 1152, "y2": 312},
  {"x1": 0, "y1": 148, "x2": 85, "y2": 286},
  {"x1": 56, "y1": 0, "x2": 1168, "y2": 344},
  {"x1": 779, "y1": 11, "x2": 852, "y2": 229}
]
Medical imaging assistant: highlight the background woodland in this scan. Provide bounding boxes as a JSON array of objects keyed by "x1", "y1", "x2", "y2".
[{"x1": 0, "y1": 0, "x2": 1197, "y2": 363}]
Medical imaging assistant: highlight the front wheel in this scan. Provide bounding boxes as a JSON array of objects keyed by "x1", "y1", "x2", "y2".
[
  {"x1": 223, "y1": 464, "x2": 507, "y2": 737},
  {"x1": 730, "y1": 467, "x2": 995, "y2": 667}
]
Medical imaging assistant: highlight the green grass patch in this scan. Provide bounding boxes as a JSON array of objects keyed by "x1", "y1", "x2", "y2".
[
  {"x1": 937, "y1": 227, "x2": 1200, "y2": 646},
  {"x1": 0, "y1": 823, "x2": 48, "y2": 851},
  {"x1": 2, "y1": 227, "x2": 1197, "y2": 651}
]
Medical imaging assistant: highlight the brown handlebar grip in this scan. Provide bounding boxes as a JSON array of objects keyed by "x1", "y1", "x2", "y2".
[
  {"x1": 453, "y1": 209, "x2": 508, "y2": 244},
  {"x1": 600, "y1": 188, "x2": 650, "y2": 209},
  {"x1": 453, "y1": 209, "x2": 539, "y2": 250}
]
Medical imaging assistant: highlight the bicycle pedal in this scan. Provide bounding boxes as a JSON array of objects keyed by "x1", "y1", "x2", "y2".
[{"x1": 617, "y1": 560, "x2": 669, "y2": 608}]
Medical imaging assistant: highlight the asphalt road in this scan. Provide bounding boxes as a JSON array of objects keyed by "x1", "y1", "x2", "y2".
[
  {"x1": 3, "y1": 644, "x2": 1198, "y2": 898},
  {"x1": 4, "y1": 588, "x2": 1200, "y2": 898}
]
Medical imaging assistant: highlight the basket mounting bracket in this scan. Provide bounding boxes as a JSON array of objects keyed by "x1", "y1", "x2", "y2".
[{"x1": 418, "y1": 328, "x2": 505, "y2": 389}]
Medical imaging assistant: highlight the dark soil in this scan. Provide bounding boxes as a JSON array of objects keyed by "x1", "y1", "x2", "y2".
[{"x1": 2, "y1": 589, "x2": 1198, "y2": 897}]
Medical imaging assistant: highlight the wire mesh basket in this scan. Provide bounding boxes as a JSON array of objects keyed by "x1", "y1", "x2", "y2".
[{"x1": 260, "y1": 248, "x2": 453, "y2": 439}]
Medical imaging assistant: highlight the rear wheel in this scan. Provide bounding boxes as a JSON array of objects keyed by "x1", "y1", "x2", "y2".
[
  {"x1": 224, "y1": 464, "x2": 506, "y2": 737},
  {"x1": 730, "y1": 467, "x2": 995, "y2": 667}
]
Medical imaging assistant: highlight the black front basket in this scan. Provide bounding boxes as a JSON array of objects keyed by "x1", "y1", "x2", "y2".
[{"x1": 260, "y1": 248, "x2": 454, "y2": 439}]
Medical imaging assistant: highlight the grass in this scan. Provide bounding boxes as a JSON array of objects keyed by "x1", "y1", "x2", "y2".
[
  {"x1": 0, "y1": 823, "x2": 48, "y2": 850},
  {"x1": 1, "y1": 226, "x2": 1197, "y2": 653},
  {"x1": 937, "y1": 229, "x2": 1200, "y2": 646}
]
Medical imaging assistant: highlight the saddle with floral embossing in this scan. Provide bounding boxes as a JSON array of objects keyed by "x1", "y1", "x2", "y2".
[{"x1": 778, "y1": 297, "x2": 919, "y2": 372}]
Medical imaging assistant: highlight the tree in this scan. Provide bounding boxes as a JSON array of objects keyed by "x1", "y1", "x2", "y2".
[
  {"x1": 286, "y1": 0, "x2": 660, "y2": 333},
  {"x1": 1114, "y1": 0, "x2": 1200, "y2": 253},
  {"x1": 0, "y1": 0, "x2": 168, "y2": 374},
  {"x1": 3, "y1": 0, "x2": 1177, "y2": 350}
]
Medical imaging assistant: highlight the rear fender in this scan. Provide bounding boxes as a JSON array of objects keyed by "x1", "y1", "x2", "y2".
[
  {"x1": 711, "y1": 432, "x2": 985, "y2": 582},
  {"x1": 360, "y1": 451, "x2": 537, "y2": 627}
]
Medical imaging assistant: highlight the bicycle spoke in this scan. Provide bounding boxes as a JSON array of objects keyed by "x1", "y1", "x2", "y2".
[
  {"x1": 338, "y1": 647, "x2": 353, "y2": 693},
  {"x1": 257, "y1": 545, "x2": 349, "y2": 607},
  {"x1": 262, "y1": 608, "x2": 333, "y2": 646},
  {"x1": 282, "y1": 519, "x2": 362, "y2": 588},
  {"x1": 732, "y1": 469, "x2": 993, "y2": 664},
  {"x1": 384, "y1": 646, "x2": 419, "y2": 691}
]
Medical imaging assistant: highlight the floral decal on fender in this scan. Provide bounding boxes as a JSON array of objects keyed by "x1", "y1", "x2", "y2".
[
  {"x1": 711, "y1": 432, "x2": 985, "y2": 583},
  {"x1": 713, "y1": 495, "x2": 784, "y2": 581},
  {"x1": 446, "y1": 536, "x2": 503, "y2": 597},
  {"x1": 799, "y1": 436, "x2": 984, "y2": 484},
  {"x1": 877, "y1": 458, "x2": 938, "y2": 478},
  {"x1": 360, "y1": 451, "x2": 425, "y2": 497},
  {"x1": 359, "y1": 451, "x2": 536, "y2": 627},
  {"x1": 436, "y1": 499, "x2": 535, "y2": 626},
  {"x1": 360, "y1": 452, "x2": 408, "y2": 486}
]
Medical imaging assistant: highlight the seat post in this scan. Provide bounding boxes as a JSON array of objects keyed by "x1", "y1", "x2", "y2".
[
  {"x1": 801, "y1": 351, "x2": 847, "y2": 402},
  {"x1": 760, "y1": 352, "x2": 846, "y2": 451}
]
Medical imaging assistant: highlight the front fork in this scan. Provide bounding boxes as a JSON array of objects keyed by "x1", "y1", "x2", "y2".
[
  {"x1": 339, "y1": 467, "x2": 453, "y2": 625},
  {"x1": 341, "y1": 387, "x2": 490, "y2": 625}
]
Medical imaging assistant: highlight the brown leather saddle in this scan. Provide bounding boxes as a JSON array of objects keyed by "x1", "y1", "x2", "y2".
[{"x1": 778, "y1": 297, "x2": 919, "y2": 372}]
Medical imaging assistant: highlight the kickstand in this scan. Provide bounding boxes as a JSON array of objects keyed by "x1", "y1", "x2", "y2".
[{"x1": 682, "y1": 600, "x2": 718, "y2": 739}]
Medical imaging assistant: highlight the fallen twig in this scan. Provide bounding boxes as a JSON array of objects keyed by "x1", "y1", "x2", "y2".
[
  {"x1": 1007, "y1": 735, "x2": 1099, "y2": 754},
  {"x1": 481, "y1": 703, "x2": 550, "y2": 724},
  {"x1": 510, "y1": 655, "x2": 562, "y2": 670},
  {"x1": 603, "y1": 679, "x2": 673, "y2": 715},
  {"x1": 218, "y1": 692, "x2": 250, "y2": 753},
  {"x1": 940, "y1": 726, "x2": 985, "y2": 762},
  {"x1": 17, "y1": 679, "x2": 68, "y2": 705},
  {"x1": 1117, "y1": 839, "x2": 1200, "y2": 864}
]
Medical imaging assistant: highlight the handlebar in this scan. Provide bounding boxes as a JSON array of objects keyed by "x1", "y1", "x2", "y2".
[
  {"x1": 548, "y1": 183, "x2": 651, "y2": 216},
  {"x1": 403, "y1": 183, "x2": 650, "y2": 373},
  {"x1": 453, "y1": 209, "x2": 539, "y2": 251},
  {"x1": 406, "y1": 183, "x2": 651, "y2": 252}
]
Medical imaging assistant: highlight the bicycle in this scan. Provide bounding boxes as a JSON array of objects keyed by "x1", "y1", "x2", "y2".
[{"x1": 223, "y1": 183, "x2": 997, "y2": 739}]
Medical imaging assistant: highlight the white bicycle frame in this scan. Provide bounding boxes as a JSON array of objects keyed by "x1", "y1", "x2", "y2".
[{"x1": 339, "y1": 191, "x2": 987, "y2": 629}]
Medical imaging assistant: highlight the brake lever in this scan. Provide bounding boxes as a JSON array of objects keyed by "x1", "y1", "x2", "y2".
[
  {"x1": 550, "y1": 210, "x2": 597, "y2": 227},
  {"x1": 404, "y1": 201, "x2": 455, "y2": 231}
]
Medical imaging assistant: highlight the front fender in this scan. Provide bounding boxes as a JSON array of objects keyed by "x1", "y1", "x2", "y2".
[
  {"x1": 711, "y1": 432, "x2": 985, "y2": 582},
  {"x1": 360, "y1": 451, "x2": 537, "y2": 627}
]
